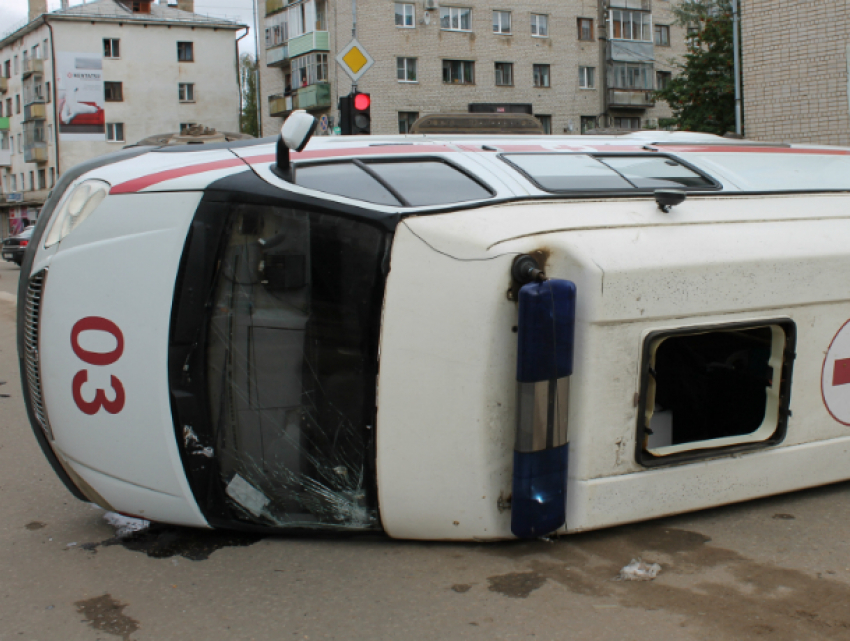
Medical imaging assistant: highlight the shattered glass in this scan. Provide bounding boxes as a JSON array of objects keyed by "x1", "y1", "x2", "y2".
[{"x1": 205, "y1": 204, "x2": 385, "y2": 530}]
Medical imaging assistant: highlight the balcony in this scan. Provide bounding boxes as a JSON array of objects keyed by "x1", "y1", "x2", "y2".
[
  {"x1": 266, "y1": 0, "x2": 285, "y2": 16},
  {"x1": 288, "y1": 31, "x2": 329, "y2": 58},
  {"x1": 267, "y1": 44, "x2": 289, "y2": 67},
  {"x1": 608, "y1": 88, "x2": 655, "y2": 109},
  {"x1": 24, "y1": 103, "x2": 46, "y2": 121},
  {"x1": 22, "y1": 58, "x2": 44, "y2": 79},
  {"x1": 0, "y1": 148, "x2": 10, "y2": 167},
  {"x1": 24, "y1": 144, "x2": 48, "y2": 164},
  {"x1": 0, "y1": 77, "x2": 7, "y2": 93},
  {"x1": 0, "y1": 117, "x2": 9, "y2": 131},
  {"x1": 268, "y1": 93, "x2": 293, "y2": 117},
  {"x1": 296, "y1": 83, "x2": 330, "y2": 111}
]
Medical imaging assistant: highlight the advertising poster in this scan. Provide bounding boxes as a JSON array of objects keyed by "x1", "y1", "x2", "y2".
[{"x1": 56, "y1": 52, "x2": 105, "y2": 140}]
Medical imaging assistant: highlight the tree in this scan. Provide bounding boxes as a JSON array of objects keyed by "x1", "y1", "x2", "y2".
[
  {"x1": 240, "y1": 53, "x2": 259, "y2": 138},
  {"x1": 654, "y1": 1, "x2": 736, "y2": 135}
]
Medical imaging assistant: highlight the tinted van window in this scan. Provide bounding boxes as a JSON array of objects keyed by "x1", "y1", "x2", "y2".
[
  {"x1": 295, "y1": 162, "x2": 401, "y2": 206},
  {"x1": 366, "y1": 160, "x2": 493, "y2": 206}
]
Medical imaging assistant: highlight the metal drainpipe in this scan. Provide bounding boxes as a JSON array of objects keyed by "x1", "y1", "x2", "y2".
[
  {"x1": 45, "y1": 18, "x2": 60, "y2": 176},
  {"x1": 235, "y1": 26, "x2": 249, "y2": 134}
]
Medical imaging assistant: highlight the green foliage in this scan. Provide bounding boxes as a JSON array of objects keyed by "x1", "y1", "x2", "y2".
[
  {"x1": 654, "y1": 4, "x2": 735, "y2": 135},
  {"x1": 240, "y1": 54, "x2": 259, "y2": 138}
]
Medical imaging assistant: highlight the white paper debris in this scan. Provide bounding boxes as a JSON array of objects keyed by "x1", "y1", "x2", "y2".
[
  {"x1": 226, "y1": 474, "x2": 270, "y2": 517},
  {"x1": 104, "y1": 512, "x2": 151, "y2": 538},
  {"x1": 616, "y1": 558, "x2": 662, "y2": 581}
]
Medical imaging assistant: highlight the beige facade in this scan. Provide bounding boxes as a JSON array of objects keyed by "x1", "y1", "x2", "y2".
[
  {"x1": 741, "y1": 0, "x2": 850, "y2": 146},
  {"x1": 259, "y1": 0, "x2": 688, "y2": 137},
  {"x1": 0, "y1": 0, "x2": 244, "y2": 238}
]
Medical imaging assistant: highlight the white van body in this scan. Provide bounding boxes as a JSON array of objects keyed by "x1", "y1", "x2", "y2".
[{"x1": 17, "y1": 131, "x2": 850, "y2": 540}]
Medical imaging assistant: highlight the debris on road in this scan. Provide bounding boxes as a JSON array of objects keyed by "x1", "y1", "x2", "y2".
[
  {"x1": 616, "y1": 558, "x2": 662, "y2": 581},
  {"x1": 104, "y1": 511, "x2": 151, "y2": 538}
]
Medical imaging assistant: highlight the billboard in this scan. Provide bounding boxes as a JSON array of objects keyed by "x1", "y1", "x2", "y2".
[{"x1": 56, "y1": 52, "x2": 105, "y2": 141}]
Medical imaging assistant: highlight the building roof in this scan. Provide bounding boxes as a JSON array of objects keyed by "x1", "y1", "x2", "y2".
[{"x1": 1, "y1": 0, "x2": 246, "y2": 48}]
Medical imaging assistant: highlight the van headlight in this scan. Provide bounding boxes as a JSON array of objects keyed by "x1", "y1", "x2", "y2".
[{"x1": 44, "y1": 180, "x2": 110, "y2": 248}]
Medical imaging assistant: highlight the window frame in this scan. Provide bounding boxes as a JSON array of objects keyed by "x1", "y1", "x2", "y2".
[
  {"x1": 530, "y1": 13, "x2": 548, "y2": 37},
  {"x1": 442, "y1": 59, "x2": 475, "y2": 85},
  {"x1": 395, "y1": 2, "x2": 415, "y2": 28},
  {"x1": 398, "y1": 111, "x2": 419, "y2": 134},
  {"x1": 654, "y1": 24, "x2": 670, "y2": 46},
  {"x1": 534, "y1": 114, "x2": 551, "y2": 134},
  {"x1": 579, "y1": 66, "x2": 595, "y2": 89},
  {"x1": 178, "y1": 82, "x2": 195, "y2": 102},
  {"x1": 609, "y1": 9, "x2": 652, "y2": 42},
  {"x1": 492, "y1": 10, "x2": 511, "y2": 34},
  {"x1": 577, "y1": 17, "x2": 594, "y2": 41},
  {"x1": 532, "y1": 63, "x2": 550, "y2": 88},
  {"x1": 396, "y1": 57, "x2": 418, "y2": 83},
  {"x1": 104, "y1": 81, "x2": 123, "y2": 102},
  {"x1": 103, "y1": 38, "x2": 120, "y2": 59},
  {"x1": 439, "y1": 6, "x2": 472, "y2": 32},
  {"x1": 656, "y1": 70, "x2": 672, "y2": 90},
  {"x1": 177, "y1": 41, "x2": 194, "y2": 62},
  {"x1": 494, "y1": 61, "x2": 514, "y2": 86},
  {"x1": 106, "y1": 122, "x2": 125, "y2": 143}
]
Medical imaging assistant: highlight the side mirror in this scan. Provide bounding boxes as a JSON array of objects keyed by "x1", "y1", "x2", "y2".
[
  {"x1": 275, "y1": 110, "x2": 317, "y2": 181},
  {"x1": 655, "y1": 189, "x2": 686, "y2": 213}
]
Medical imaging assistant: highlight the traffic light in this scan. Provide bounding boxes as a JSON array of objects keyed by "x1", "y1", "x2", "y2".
[{"x1": 338, "y1": 91, "x2": 371, "y2": 135}]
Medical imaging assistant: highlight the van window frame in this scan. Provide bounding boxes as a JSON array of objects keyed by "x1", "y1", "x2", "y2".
[{"x1": 500, "y1": 152, "x2": 723, "y2": 194}]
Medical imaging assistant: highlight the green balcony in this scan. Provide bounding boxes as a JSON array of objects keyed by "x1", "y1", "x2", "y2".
[
  {"x1": 288, "y1": 31, "x2": 329, "y2": 58},
  {"x1": 295, "y1": 83, "x2": 330, "y2": 111},
  {"x1": 0, "y1": 117, "x2": 9, "y2": 131}
]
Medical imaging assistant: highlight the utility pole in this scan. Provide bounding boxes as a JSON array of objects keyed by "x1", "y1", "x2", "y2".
[{"x1": 731, "y1": 0, "x2": 742, "y2": 136}]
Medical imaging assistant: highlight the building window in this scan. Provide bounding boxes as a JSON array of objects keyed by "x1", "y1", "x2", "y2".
[
  {"x1": 580, "y1": 116, "x2": 597, "y2": 133},
  {"x1": 15, "y1": 94, "x2": 21, "y2": 113},
  {"x1": 106, "y1": 123, "x2": 125, "y2": 142},
  {"x1": 49, "y1": 167, "x2": 54, "y2": 187},
  {"x1": 577, "y1": 18, "x2": 594, "y2": 41},
  {"x1": 3, "y1": 60, "x2": 9, "y2": 78},
  {"x1": 654, "y1": 24, "x2": 670, "y2": 46},
  {"x1": 43, "y1": 39, "x2": 49, "y2": 58},
  {"x1": 398, "y1": 111, "x2": 419, "y2": 133},
  {"x1": 494, "y1": 62, "x2": 513, "y2": 86},
  {"x1": 535, "y1": 114, "x2": 551, "y2": 134},
  {"x1": 492, "y1": 11, "x2": 511, "y2": 34},
  {"x1": 579, "y1": 66, "x2": 595, "y2": 88},
  {"x1": 47, "y1": 124, "x2": 52, "y2": 142},
  {"x1": 442, "y1": 59, "x2": 474, "y2": 84},
  {"x1": 178, "y1": 83, "x2": 195, "y2": 102},
  {"x1": 32, "y1": 44, "x2": 40, "y2": 60},
  {"x1": 5, "y1": 98, "x2": 10, "y2": 116},
  {"x1": 395, "y1": 3, "x2": 414, "y2": 27},
  {"x1": 687, "y1": 25, "x2": 700, "y2": 38},
  {"x1": 13, "y1": 56, "x2": 18, "y2": 75},
  {"x1": 104, "y1": 81, "x2": 123, "y2": 101},
  {"x1": 10, "y1": 175, "x2": 15, "y2": 191},
  {"x1": 104, "y1": 38, "x2": 120, "y2": 58},
  {"x1": 531, "y1": 14, "x2": 548, "y2": 37},
  {"x1": 440, "y1": 7, "x2": 472, "y2": 31},
  {"x1": 614, "y1": 116, "x2": 642, "y2": 130},
  {"x1": 656, "y1": 70, "x2": 672, "y2": 90},
  {"x1": 29, "y1": 171, "x2": 34, "y2": 191},
  {"x1": 532, "y1": 64, "x2": 550, "y2": 88},
  {"x1": 38, "y1": 169, "x2": 46, "y2": 190},
  {"x1": 397, "y1": 57, "x2": 417, "y2": 82},
  {"x1": 610, "y1": 10, "x2": 652, "y2": 41},
  {"x1": 610, "y1": 62, "x2": 652, "y2": 89},
  {"x1": 291, "y1": 53, "x2": 328, "y2": 86},
  {"x1": 177, "y1": 41, "x2": 194, "y2": 62}
]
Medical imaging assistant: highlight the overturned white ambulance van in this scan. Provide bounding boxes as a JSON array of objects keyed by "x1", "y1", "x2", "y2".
[{"x1": 17, "y1": 111, "x2": 850, "y2": 540}]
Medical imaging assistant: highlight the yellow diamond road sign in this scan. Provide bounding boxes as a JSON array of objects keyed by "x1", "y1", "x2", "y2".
[{"x1": 336, "y1": 39, "x2": 374, "y2": 83}]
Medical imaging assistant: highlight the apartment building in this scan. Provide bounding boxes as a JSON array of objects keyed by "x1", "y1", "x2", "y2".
[
  {"x1": 0, "y1": 0, "x2": 245, "y2": 238},
  {"x1": 741, "y1": 0, "x2": 850, "y2": 146},
  {"x1": 257, "y1": 0, "x2": 688, "y2": 137}
]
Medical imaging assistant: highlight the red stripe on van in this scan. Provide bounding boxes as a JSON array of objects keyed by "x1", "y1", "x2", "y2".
[
  {"x1": 652, "y1": 145, "x2": 850, "y2": 155},
  {"x1": 110, "y1": 158, "x2": 248, "y2": 194}
]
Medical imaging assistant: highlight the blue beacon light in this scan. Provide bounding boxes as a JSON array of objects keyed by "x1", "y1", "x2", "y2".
[{"x1": 512, "y1": 276, "x2": 576, "y2": 539}]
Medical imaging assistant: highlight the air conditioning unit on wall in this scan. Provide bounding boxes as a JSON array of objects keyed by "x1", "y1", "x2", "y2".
[{"x1": 424, "y1": 0, "x2": 438, "y2": 11}]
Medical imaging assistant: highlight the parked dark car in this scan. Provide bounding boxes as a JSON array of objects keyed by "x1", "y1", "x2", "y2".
[{"x1": 2, "y1": 226, "x2": 34, "y2": 266}]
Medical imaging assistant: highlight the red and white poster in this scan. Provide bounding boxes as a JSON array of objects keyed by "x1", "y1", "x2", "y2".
[{"x1": 56, "y1": 52, "x2": 105, "y2": 141}]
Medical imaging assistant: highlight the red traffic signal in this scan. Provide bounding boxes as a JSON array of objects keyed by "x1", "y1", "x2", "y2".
[{"x1": 353, "y1": 93, "x2": 371, "y2": 111}]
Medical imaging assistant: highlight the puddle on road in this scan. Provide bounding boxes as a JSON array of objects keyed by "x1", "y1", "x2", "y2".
[
  {"x1": 478, "y1": 521, "x2": 850, "y2": 640},
  {"x1": 83, "y1": 524, "x2": 263, "y2": 561},
  {"x1": 75, "y1": 594, "x2": 139, "y2": 641}
]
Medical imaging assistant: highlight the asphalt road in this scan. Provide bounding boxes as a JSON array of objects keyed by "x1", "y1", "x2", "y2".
[{"x1": 2, "y1": 258, "x2": 850, "y2": 641}]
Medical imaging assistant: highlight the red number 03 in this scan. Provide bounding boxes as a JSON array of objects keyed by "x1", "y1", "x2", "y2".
[{"x1": 70, "y1": 317, "x2": 126, "y2": 415}]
